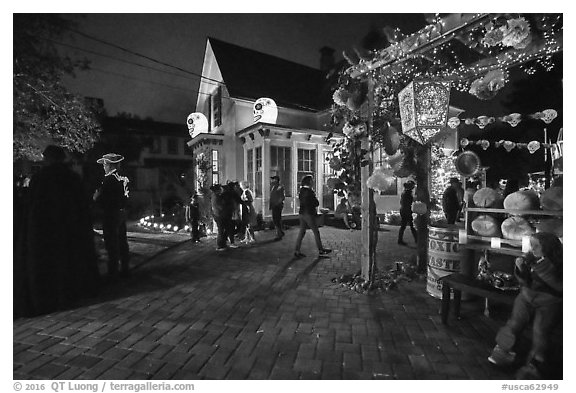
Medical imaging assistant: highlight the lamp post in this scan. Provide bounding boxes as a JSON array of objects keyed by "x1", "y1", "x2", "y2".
[{"x1": 398, "y1": 80, "x2": 452, "y2": 272}]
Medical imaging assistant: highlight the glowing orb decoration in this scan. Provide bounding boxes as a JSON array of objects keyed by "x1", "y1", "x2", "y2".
[
  {"x1": 253, "y1": 97, "x2": 278, "y2": 124},
  {"x1": 186, "y1": 112, "x2": 209, "y2": 139},
  {"x1": 398, "y1": 80, "x2": 451, "y2": 145}
]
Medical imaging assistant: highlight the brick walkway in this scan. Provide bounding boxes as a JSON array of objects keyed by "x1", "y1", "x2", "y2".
[{"x1": 13, "y1": 225, "x2": 560, "y2": 380}]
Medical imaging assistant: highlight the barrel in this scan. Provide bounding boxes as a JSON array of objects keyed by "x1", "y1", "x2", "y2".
[{"x1": 427, "y1": 225, "x2": 470, "y2": 299}]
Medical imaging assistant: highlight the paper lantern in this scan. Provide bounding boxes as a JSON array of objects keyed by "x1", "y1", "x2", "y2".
[
  {"x1": 398, "y1": 80, "x2": 451, "y2": 144},
  {"x1": 253, "y1": 97, "x2": 278, "y2": 124},
  {"x1": 186, "y1": 113, "x2": 209, "y2": 139}
]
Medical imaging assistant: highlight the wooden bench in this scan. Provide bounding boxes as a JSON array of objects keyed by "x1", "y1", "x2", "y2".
[{"x1": 441, "y1": 273, "x2": 518, "y2": 324}]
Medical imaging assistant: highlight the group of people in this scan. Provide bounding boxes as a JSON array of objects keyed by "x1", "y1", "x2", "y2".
[
  {"x1": 14, "y1": 147, "x2": 131, "y2": 317},
  {"x1": 208, "y1": 179, "x2": 259, "y2": 251},
  {"x1": 202, "y1": 174, "x2": 332, "y2": 258}
]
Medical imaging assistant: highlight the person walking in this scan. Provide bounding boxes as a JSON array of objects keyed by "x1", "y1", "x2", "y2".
[
  {"x1": 442, "y1": 177, "x2": 461, "y2": 225},
  {"x1": 93, "y1": 153, "x2": 130, "y2": 278},
  {"x1": 269, "y1": 175, "x2": 285, "y2": 241},
  {"x1": 398, "y1": 180, "x2": 418, "y2": 245},
  {"x1": 293, "y1": 175, "x2": 332, "y2": 258},
  {"x1": 239, "y1": 180, "x2": 257, "y2": 244}
]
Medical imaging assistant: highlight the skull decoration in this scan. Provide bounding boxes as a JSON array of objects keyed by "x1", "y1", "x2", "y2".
[
  {"x1": 480, "y1": 140, "x2": 490, "y2": 150},
  {"x1": 527, "y1": 141, "x2": 541, "y2": 154},
  {"x1": 447, "y1": 117, "x2": 461, "y2": 129},
  {"x1": 540, "y1": 109, "x2": 558, "y2": 124},
  {"x1": 475, "y1": 116, "x2": 495, "y2": 129},
  {"x1": 503, "y1": 141, "x2": 516, "y2": 152},
  {"x1": 253, "y1": 97, "x2": 278, "y2": 124},
  {"x1": 503, "y1": 113, "x2": 522, "y2": 127},
  {"x1": 186, "y1": 112, "x2": 209, "y2": 139},
  {"x1": 460, "y1": 138, "x2": 470, "y2": 147}
]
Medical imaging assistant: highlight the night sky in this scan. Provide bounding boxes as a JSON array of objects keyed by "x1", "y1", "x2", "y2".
[{"x1": 58, "y1": 13, "x2": 427, "y2": 124}]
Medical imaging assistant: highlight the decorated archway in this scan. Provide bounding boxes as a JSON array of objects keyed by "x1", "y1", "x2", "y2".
[{"x1": 329, "y1": 13, "x2": 563, "y2": 282}]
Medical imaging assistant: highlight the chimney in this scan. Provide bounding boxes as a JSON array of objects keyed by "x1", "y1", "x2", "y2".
[{"x1": 319, "y1": 46, "x2": 335, "y2": 72}]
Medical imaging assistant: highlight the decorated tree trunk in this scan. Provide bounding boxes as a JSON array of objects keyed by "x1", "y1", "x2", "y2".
[
  {"x1": 360, "y1": 137, "x2": 377, "y2": 282},
  {"x1": 414, "y1": 144, "x2": 431, "y2": 273}
]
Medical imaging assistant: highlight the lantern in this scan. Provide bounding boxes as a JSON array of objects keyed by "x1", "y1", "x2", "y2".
[
  {"x1": 187, "y1": 113, "x2": 209, "y2": 139},
  {"x1": 398, "y1": 80, "x2": 451, "y2": 144}
]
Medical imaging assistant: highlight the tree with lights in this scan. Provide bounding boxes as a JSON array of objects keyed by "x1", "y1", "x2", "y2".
[{"x1": 13, "y1": 14, "x2": 101, "y2": 161}]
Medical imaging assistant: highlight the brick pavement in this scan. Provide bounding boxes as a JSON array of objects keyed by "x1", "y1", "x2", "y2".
[{"x1": 13, "y1": 224, "x2": 561, "y2": 380}]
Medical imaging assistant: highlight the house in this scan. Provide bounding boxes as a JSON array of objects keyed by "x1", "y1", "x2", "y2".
[
  {"x1": 189, "y1": 37, "x2": 337, "y2": 218},
  {"x1": 189, "y1": 37, "x2": 462, "y2": 219}
]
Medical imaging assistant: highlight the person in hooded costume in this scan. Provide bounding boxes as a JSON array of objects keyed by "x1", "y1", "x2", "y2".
[{"x1": 17, "y1": 145, "x2": 99, "y2": 317}]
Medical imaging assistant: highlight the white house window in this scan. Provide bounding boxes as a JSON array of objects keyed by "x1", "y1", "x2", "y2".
[
  {"x1": 212, "y1": 149, "x2": 219, "y2": 185},
  {"x1": 322, "y1": 151, "x2": 336, "y2": 210},
  {"x1": 297, "y1": 148, "x2": 316, "y2": 187},
  {"x1": 255, "y1": 146, "x2": 262, "y2": 197},
  {"x1": 270, "y1": 146, "x2": 292, "y2": 197},
  {"x1": 247, "y1": 149, "x2": 254, "y2": 189},
  {"x1": 211, "y1": 86, "x2": 222, "y2": 128}
]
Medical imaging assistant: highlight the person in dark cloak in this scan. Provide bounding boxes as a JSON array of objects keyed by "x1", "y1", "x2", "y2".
[
  {"x1": 211, "y1": 183, "x2": 242, "y2": 250},
  {"x1": 18, "y1": 145, "x2": 99, "y2": 317},
  {"x1": 442, "y1": 177, "x2": 461, "y2": 225}
]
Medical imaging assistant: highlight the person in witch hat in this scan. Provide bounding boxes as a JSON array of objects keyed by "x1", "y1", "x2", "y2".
[{"x1": 93, "y1": 153, "x2": 130, "y2": 278}]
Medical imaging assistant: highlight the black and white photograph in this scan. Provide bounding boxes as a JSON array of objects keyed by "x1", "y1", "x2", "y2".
[{"x1": 9, "y1": 4, "x2": 571, "y2": 390}]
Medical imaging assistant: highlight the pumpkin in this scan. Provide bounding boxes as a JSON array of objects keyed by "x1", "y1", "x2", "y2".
[
  {"x1": 501, "y1": 216, "x2": 534, "y2": 240},
  {"x1": 535, "y1": 218, "x2": 563, "y2": 238},
  {"x1": 473, "y1": 187, "x2": 504, "y2": 208},
  {"x1": 471, "y1": 215, "x2": 502, "y2": 237},
  {"x1": 540, "y1": 187, "x2": 563, "y2": 211},
  {"x1": 503, "y1": 190, "x2": 540, "y2": 211}
]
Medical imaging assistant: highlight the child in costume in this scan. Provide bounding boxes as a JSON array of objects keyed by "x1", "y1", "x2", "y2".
[{"x1": 488, "y1": 232, "x2": 562, "y2": 379}]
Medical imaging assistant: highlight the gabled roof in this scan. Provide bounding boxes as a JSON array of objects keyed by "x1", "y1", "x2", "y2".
[{"x1": 208, "y1": 37, "x2": 332, "y2": 112}]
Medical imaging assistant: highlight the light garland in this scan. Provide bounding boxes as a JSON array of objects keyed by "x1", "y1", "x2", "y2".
[{"x1": 348, "y1": 14, "x2": 562, "y2": 100}]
